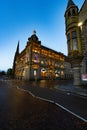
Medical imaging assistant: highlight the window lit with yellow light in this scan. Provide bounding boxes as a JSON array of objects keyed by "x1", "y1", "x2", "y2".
[
  {"x1": 61, "y1": 71, "x2": 64, "y2": 75},
  {"x1": 41, "y1": 60, "x2": 44, "y2": 64},
  {"x1": 55, "y1": 74, "x2": 59, "y2": 77},
  {"x1": 41, "y1": 68, "x2": 47, "y2": 77},
  {"x1": 60, "y1": 65, "x2": 64, "y2": 68}
]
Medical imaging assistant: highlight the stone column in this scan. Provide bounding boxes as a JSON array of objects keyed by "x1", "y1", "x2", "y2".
[
  {"x1": 73, "y1": 67, "x2": 81, "y2": 86},
  {"x1": 24, "y1": 67, "x2": 29, "y2": 80}
]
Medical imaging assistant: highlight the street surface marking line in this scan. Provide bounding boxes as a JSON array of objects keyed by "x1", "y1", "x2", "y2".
[
  {"x1": 55, "y1": 103, "x2": 87, "y2": 123},
  {"x1": 16, "y1": 86, "x2": 87, "y2": 123},
  {"x1": 16, "y1": 86, "x2": 35, "y2": 98},
  {"x1": 36, "y1": 96, "x2": 54, "y2": 104}
]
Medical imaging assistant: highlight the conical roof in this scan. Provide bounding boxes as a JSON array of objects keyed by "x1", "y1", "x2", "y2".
[{"x1": 66, "y1": 0, "x2": 76, "y2": 9}]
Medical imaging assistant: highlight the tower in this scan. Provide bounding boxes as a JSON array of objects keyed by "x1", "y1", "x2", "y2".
[
  {"x1": 65, "y1": 0, "x2": 82, "y2": 57},
  {"x1": 65, "y1": 0, "x2": 83, "y2": 85},
  {"x1": 13, "y1": 41, "x2": 19, "y2": 77},
  {"x1": 24, "y1": 31, "x2": 41, "y2": 80}
]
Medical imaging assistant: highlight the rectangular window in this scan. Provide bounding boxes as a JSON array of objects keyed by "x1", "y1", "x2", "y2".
[
  {"x1": 67, "y1": 41, "x2": 72, "y2": 51},
  {"x1": 67, "y1": 33, "x2": 72, "y2": 51},
  {"x1": 34, "y1": 70, "x2": 37, "y2": 76},
  {"x1": 67, "y1": 33, "x2": 70, "y2": 41},
  {"x1": 72, "y1": 31, "x2": 78, "y2": 50},
  {"x1": 72, "y1": 39, "x2": 78, "y2": 50},
  {"x1": 72, "y1": 31, "x2": 77, "y2": 39}
]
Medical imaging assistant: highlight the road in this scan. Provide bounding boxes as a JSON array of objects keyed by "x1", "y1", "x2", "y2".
[
  {"x1": 12, "y1": 80, "x2": 87, "y2": 122},
  {"x1": 1, "y1": 80, "x2": 87, "y2": 129}
]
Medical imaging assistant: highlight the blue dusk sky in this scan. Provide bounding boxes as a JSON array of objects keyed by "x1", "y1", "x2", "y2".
[{"x1": 0, "y1": 0, "x2": 85, "y2": 71}]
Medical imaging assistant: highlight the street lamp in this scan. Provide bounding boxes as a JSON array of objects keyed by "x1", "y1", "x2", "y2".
[
  {"x1": 78, "y1": 22, "x2": 82, "y2": 30},
  {"x1": 78, "y1": 22, "x2": 82, "y2": 27}
]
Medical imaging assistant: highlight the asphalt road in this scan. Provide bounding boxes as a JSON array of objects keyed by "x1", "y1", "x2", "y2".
[
  {"x1": 1, "y1": 80, "x2": 87, "y2": 130},
  {"x1": 14, "y1": 80, "x2": 87, "y2": 122}
]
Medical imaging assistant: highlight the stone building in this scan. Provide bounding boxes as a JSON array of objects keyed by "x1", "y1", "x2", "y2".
[
  {"x1": 13, "y1": 31, "x2": 68, "y2": 80},
  {"x1": 63, "y1": 57, "x2": 73, "y2": 79},
  {"x1": 65, "y1": 0, "x2": 87, "y2": 85}
]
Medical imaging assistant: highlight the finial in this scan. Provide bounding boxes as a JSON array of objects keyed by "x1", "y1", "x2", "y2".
[{"x1": 33, "y1": 30, "x2": 36, "y2": 35}]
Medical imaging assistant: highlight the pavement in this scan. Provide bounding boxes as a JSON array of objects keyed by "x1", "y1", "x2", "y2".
[{"x1": 55, "y1": 81, "x2": 87, "y2": 97}]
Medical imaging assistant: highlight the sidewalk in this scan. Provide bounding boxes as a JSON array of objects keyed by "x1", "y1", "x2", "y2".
[{"x1": 55, "y1": 82, "x2": 87, "y2": 97}]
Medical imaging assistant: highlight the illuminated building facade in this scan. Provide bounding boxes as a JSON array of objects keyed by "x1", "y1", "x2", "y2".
[
  {"x1": 13, "y1": 31, "x2": 67, "y2": 80},
  {"x1": 65, "y1": 0, "x2": 87, "y2": 85}
]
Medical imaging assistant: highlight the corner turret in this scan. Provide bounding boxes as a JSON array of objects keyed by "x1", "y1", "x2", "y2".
[
  {"x1": 64, "y1": 0, "x2": 82, "y2": 57},
  {"x1": 64, "y1": 0, "x2": 83, "y2": 86}
]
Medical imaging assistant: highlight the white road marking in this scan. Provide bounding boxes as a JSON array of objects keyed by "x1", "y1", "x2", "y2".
[
  {"x1": 16, "y1": 86, "x2": 87, "y2": 123},
  {"x1": 67, "y1": 92, "x2": 71, "y2": 95},
  {"x1": 55, "y1": 103, "x2": 87, "y2": 123}
]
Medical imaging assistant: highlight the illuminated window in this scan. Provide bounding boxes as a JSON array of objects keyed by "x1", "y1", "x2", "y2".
[
  {"x1": 61, "y1": 71, "x2": 64, "y2": 75},
  {"x1": 33, "y1": 53, "x2": 39, "y2": 63},
  {"x1": 55, "y1": 74, "x2": 59, "y2": 77},
  {"x1": 34, "y1": 70, "x2": 37, "y2": 76},
  {"x1": 41, "y1": 68, "x2": 47, "y2": 77},
  {"x1": 60, "y1": 65, "x2": 64, "y2": 68},
  {"x1": 41, "y1": 60, "x2": 44, "y2": 64}
]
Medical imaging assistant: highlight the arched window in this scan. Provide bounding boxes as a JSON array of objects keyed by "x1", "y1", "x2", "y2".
[
  {"x1": 68, "y1": 11, "x2": 71, "y2": 17},
  {"x1": 72, "y1": 9, "x2": 75, "y2": 15},
  {"x1": 41, "y1": 68, "x2": 47, "y2": 77}
]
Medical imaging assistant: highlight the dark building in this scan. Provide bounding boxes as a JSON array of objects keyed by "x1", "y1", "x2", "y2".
[{"x1": 65, "y1": 0, "x2": 87, "y2": 85}]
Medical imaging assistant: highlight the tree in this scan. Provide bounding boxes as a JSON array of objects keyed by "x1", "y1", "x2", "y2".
[
  {"x1": 7, "y1": 68, "x2": 13, "y2": 77},
  {"x1": 0, "y1": 71, "x2": 6, "y2": 76}
]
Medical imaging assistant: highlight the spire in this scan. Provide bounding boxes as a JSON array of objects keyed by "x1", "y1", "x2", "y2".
[
  {"x1": 13, "y1": 41, "x2": 19, "y2": 77},
  {"x1": 16, "y1": 41, "x2": 19, "y2": 54},
  {"x1": 66, "y1": 0, "x2": 76, "y2": 9}
]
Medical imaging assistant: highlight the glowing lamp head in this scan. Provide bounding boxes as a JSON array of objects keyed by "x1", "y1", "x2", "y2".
[{"x1": 78, "y1": 22, "x2": 82, "y2": 27}]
